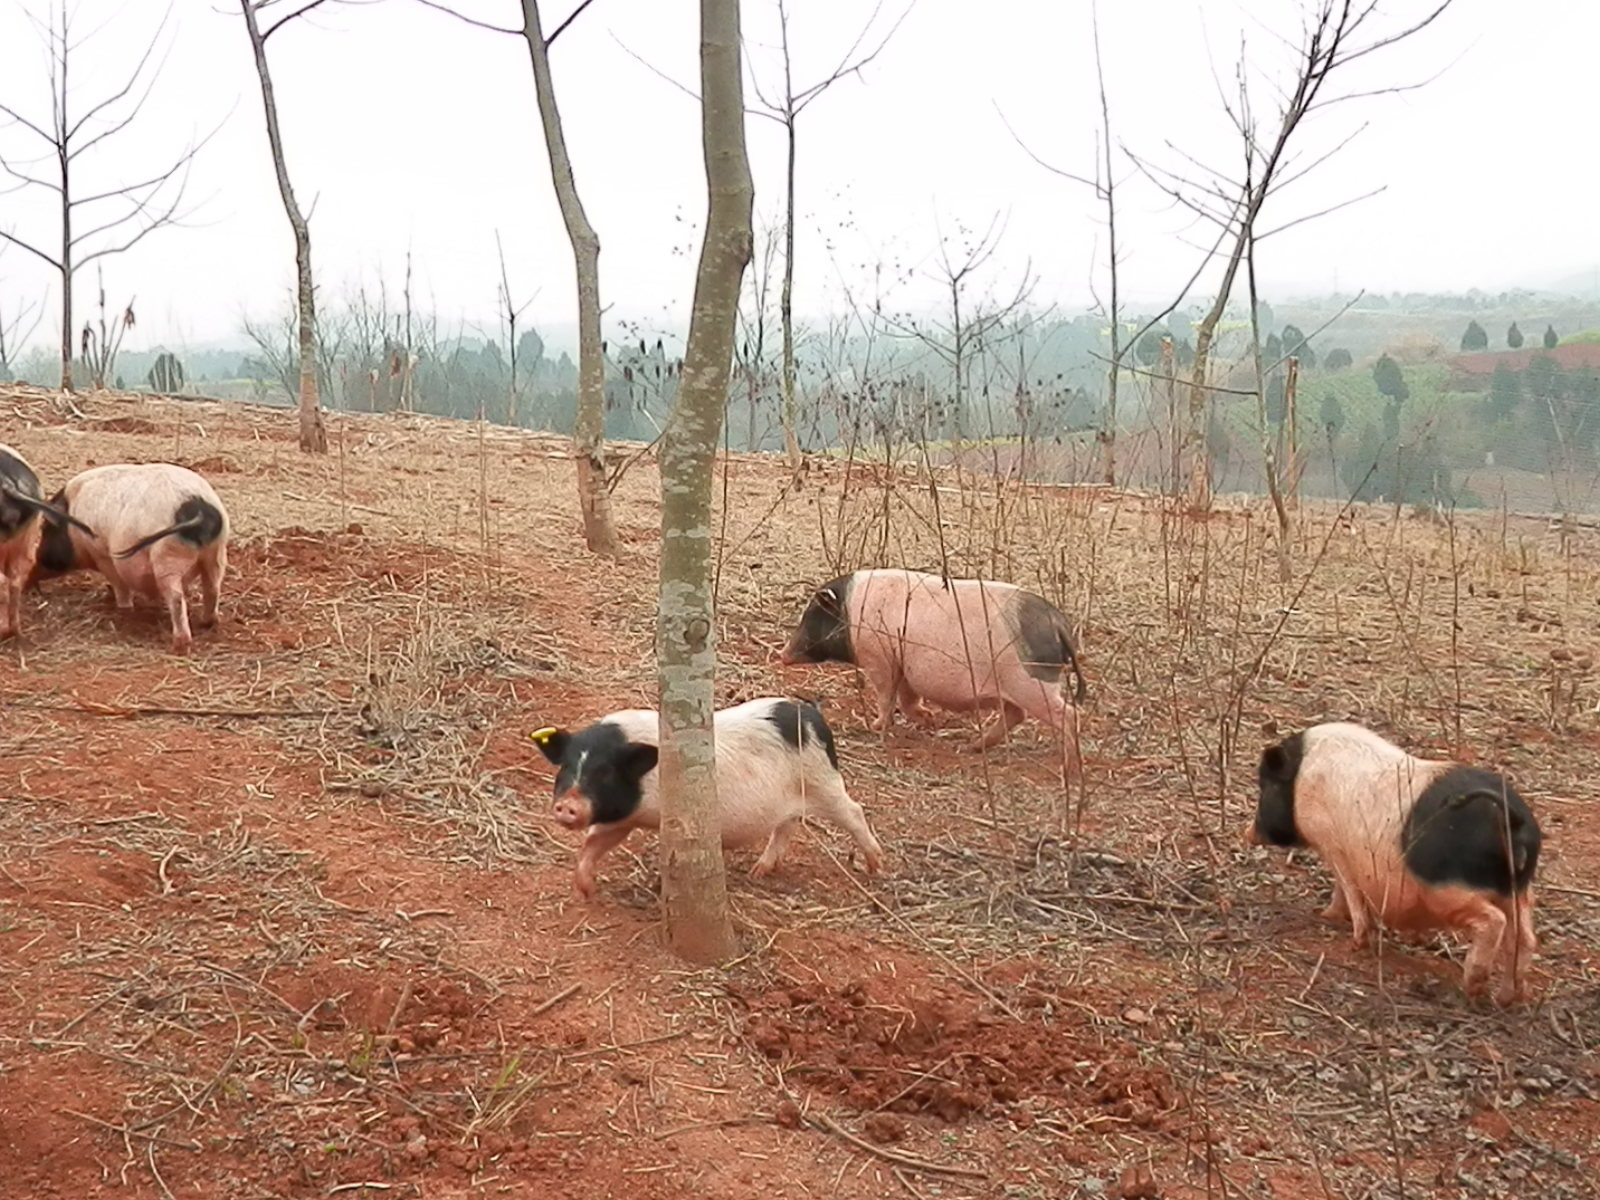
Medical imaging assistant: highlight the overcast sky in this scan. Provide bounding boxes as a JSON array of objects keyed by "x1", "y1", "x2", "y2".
[{"x1": 0, "y1": 0, "x2": 1592, "y2": 358}]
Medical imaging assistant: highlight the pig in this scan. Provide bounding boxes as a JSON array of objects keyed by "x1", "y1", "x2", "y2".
[
  {"x1": 1250, "y1": 721, "x2": 1541, "y2": 1005},
  {"x1": 1, "y1": 444, "x2": 96, "y2": 640},
  {"x1": 35, "y1": 463, "x2": 230, "y2": 654},
  {"x1": 529, "y1": 697, "x2": 885, "y2": 899},
  {"x1": 778, "y1": 569, "x2": 1086, "y2": 757}
]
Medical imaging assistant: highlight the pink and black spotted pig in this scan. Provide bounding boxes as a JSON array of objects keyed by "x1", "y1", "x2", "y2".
[
  {"x1": 779, "y1": 569, "x2": 1086, "y2": 760},
  {"x1": 35, "y1": 462, "x2": 230, "y2": 654},
  {"x1": 530, "y1": 697, "x2": 885, "y2": 899},
  {"x1": 1, "y1": 443, "x2": 96, "y2": 640},
  {"x1": 1251, "y1": 721, "x2": 1541, "y2": 1005}
]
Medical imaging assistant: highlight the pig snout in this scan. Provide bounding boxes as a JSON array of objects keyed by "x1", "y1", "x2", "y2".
[{"x1": 553, "y1": 791, "x2": 593, "y2": 829}]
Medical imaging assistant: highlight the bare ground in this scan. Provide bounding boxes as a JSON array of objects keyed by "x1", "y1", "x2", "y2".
[{"x1": 2, "y1": 383, "x2": 1597, "y2": 1200}]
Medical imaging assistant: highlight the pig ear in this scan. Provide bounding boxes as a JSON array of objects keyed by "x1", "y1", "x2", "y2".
[
  {"x1": 815, "y1": 586, "x2": 840, "y2": 612},
  {"x1": 529, "y1": 727, "x2": 570, "y2": 763},
  {"x1": 1260, "y1": 745, "x2": 1288, "y2": 777},
  {"x1": 619, "y1": 743, "x2": 660, "y2": 781}
]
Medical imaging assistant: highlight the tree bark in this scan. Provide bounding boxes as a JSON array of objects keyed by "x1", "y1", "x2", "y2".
[
  {"x1": 779, "y1": 112, "x2": 801, "y2": 474},
  {"x1": 56, "y1": 7, "x2": 73, "y2": 393},
  {"x1": 59, "y1": 147, "x2": 73, "y2": 392},
  {"x1": 240, "y1": 0, "x2": 327, "y2": 453},
  {"x1": 656, "y1": 0, "x2": 753, "y2": 966},
  {"x1": 521, "y1": 0, "x2": 621, "y2": 557}
]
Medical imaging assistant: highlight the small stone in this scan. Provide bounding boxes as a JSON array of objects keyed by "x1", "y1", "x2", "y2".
[
  {"x1": 774, "y1": 1100, "x2": 802, "y2": 1129},
  {"x1": 404, "y1": 1135, "x2": 428, "y2": 1161},
  {"x1": 1122, "y1": 1007, "x2": 1150, "y2": 1025}
]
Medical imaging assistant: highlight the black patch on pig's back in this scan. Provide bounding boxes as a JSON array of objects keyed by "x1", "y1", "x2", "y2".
[
  {"x1": 174, "y1": 496, "x2": 225, "y2": 547},
  {"x1": 552, "y1": 720, "x2": 660, "y2": 826},
  {"x1": 0, "y1": 449, "x2": 42, "y2": 539},
  {"x1": 1254, "y1": 732, "x2": 1307, "y2": 847},
  {"x1": 788, "y1": 573, "x2": 855, "y2": 664},
  {"x1": 1009, "y1": 589, "x2": 1076, "y2": 682},
  {"x1": 763, "y1": 699, "x2": 839, "y2": 770},
  {"x1": 1403, "y1": 765, "x2": 1540, "y2": 896}
]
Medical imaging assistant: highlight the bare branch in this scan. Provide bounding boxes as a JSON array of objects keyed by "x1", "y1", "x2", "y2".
[
  {"x1": 64, "y1": 6, "x2": 174, "y2": 145},
  {"x1": 0, "y1": 228, "x2": 62, "y2": 272},
  {"x1": 261, "y1": 0, "x2": 335, "y2": 41},
  {"x1": 410, "y1": 0, "x2": 523, "y2": 35},
  {"x1": 1256, "y1": 184, "x2": 1386, "y2": 241},
  {"x1": 1334, "y1": 0, "x2": 1455, "y2": 68},
  {"x1": 790, "y1": 0, "x2": 915, "y2": 115},
  {"x1": 546, "y1": 0, "x2": 601, "y2": 47}
]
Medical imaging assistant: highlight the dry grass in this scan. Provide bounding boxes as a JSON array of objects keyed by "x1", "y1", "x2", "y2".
[{"x1": 3, "y1": 381, "x2": 1598, "y2": 1198}]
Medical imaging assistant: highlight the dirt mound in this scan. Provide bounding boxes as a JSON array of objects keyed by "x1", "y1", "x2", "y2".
[{"x1": 736, "y1": 972, "x2": 1181, "y2": 1128}]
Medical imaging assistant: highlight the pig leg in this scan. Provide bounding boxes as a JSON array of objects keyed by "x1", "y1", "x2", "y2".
[
  {"x1": 808, "y1": 782, "x2": 885, "y2": 872},
  {"x1": 894, "y1": 681, "x2": 935, "y2": 726},
  {"x1": 1006, "y1": 683, "x2": 1084, "y2": 779},
  {"x1": 1322, "y1": 880, "x2": 1352, "y2": 923},
  {"x1": 1459, "y1": 899, "x2": 1509, "y2": 1000},
  {"x1": 1493, "y1": 891, "x2": 1538, "y2": 1005},
  {"x1": 197, "y1": 550, "x2": 225, "y2": 629},
  {"x1": 2, "y1": 563, "x2": 21, "y2": 638},
  {"x1": 156, "y1": 569, "x2": 194, "y2": 654},
  {"x1": 861, "y1": 663, "x2": 901, "y2": 732},
  {"x1": 752, "y1": 817, "x2": 800, "y2": 878},
  {"x1": 1337, "y1": 875, "x2": 1374, "y2": 948},
  {"x1": 967, "y1": 701, "x2": 1023, "y2": 752},
  {"x1": 573, "y1": 823, "x2": 636, "y2": 899}
]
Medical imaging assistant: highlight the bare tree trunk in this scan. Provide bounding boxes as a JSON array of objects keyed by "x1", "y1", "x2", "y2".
[
  {"x1": 241, "y1": 0, "x2": 326, "y2": 453},
  {"x1": 779, "y1": 112, "x2": 801, "y2": 474},
  {"x1": 521, "y1": 0, "x2": 621, "y2": 557},
  {"x1": 60, "y1": 159, "x2": 73, "y2": 392},
  {"x1": 55, "y1": 7, "x2": 73, "y2": 393},
  {"x1": 657, "y1": 0, "x2": 754, "y2": 965}
]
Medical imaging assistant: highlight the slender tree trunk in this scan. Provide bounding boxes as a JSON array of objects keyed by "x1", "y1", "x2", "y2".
[
  {"x1": 59, "y1": 170, "x2": 73, "y2": 392},
  {"x1": 779, "y1": 115, "x2": 801, "y2": 474},
  {"x1": 241, "y1": 0, "x2": 326, "y2": 453},
  {"x1": 521, "y1": 0, "x2": 621, "y2": 557},
  {"x1": 657, "y1": 0, "x2": 754, "y2": 965},
  {"x1": 56, "y1": 9, "x2": 74, "y2": 394}
]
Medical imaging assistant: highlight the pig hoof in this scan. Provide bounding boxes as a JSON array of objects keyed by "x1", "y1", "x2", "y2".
[
  {"x1": 171, "y1": 639, "x2": 193, "y2": 655},
  {"x1": 750, "y1": 860, "x2": 777, "y2": 879},
  {"x1": 864, "y1": 853, "x2": 885, "y2": 874}
]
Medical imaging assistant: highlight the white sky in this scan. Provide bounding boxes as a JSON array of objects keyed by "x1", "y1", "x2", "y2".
[{"x1": 0, "y1": 0, "x2": 1593, "y2": 357}]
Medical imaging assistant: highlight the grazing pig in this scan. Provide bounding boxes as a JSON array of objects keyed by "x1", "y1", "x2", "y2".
[
  {"x1": 1, "y1": 444, "x2": 96, "y2": 640},
  {"x1": 529, "y1": 697, "x2": 885, "y2": 899},
  {"x1": 778, "y1": 569, "x2": 1086, "y2": 756},
  {"x1": 36, "y1": 463, "x2": 230, "y2": 654},
  {"x1": 1250, "y1": 721, "x2": 1541, "y2": 1005}
]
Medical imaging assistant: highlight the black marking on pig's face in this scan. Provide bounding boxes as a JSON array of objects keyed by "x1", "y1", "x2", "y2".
[
  {"x1": 782, "y1": 574, "x2": 855, "y2": 665},
  {"x1": 1402, "y1": 766, "x2": 1541, "y2": 896},
  {"x1": 539, "y1": 720, "x2": 660, "y2": 826},
  {"x1": 1254, "y1": 732, "x2": 1307, "y2": 847},
  {"x1": 763, "y1": 698, "x2": 839, "y2": 770}
]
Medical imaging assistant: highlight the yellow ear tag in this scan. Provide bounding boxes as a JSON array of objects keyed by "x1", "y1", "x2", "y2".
[{"x1": 530, "y1": 727, "x2": 558, "y2": 743}]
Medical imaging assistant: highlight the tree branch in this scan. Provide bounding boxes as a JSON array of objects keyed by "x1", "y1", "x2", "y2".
[
  {"x1": 0, "y1": 228, "x2": 63, "y2": 271},
  {"x1": 410, "y1": 0, "x2": 522, "y2": 35},
  {"x1": 545, "y1": 0, "x2": 600, "y2": 47}
]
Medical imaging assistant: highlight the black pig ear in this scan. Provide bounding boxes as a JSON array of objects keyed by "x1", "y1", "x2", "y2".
[
  {"x1": 529, "y1": 727, "x2": 570, "y2": 763},
  {"x1": 815, "y1": 586, "x2": 840, "y2": 612}
]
